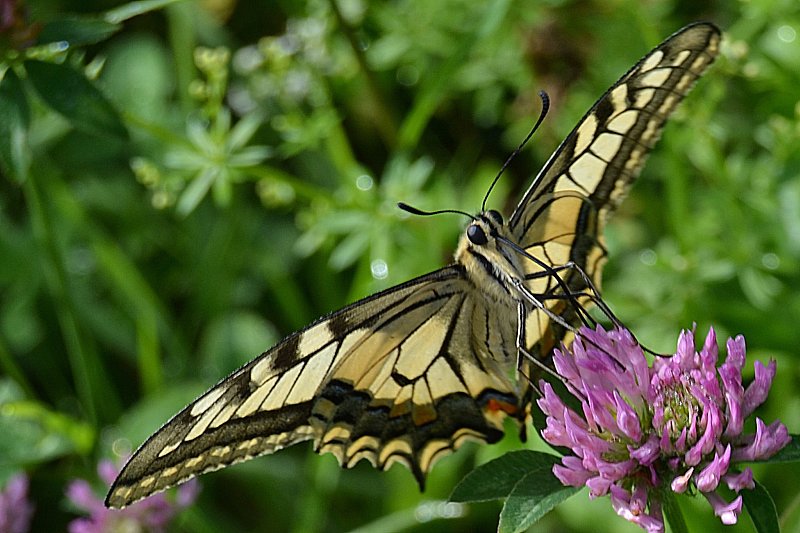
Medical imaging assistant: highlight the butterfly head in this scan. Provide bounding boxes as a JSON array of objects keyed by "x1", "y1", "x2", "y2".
[
  {"x1": 466, "y1": 209, "x2": 504, "y2": 245},
  {"x1": 457, "y1": 209, "x2": 525, "y2": 303}
]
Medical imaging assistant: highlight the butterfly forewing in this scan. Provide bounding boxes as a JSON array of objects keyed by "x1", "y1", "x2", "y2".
[
  {"x1": 107, "y1": 266, "x2": 523, "y2": 507},
  {"x1": 107, "y1": 22, "x2": 721, "y2": 509},
  {"x1": 510, "y1": 23, "x2": 721, "y2": 241},
  {"x1": 512, "y1": 22, "x2": 720, "y2": 355}
]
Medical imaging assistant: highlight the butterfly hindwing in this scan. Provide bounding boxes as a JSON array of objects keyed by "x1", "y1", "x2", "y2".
[{"x1": 107, "y1": 266, "x2": 522, "y2": 507}]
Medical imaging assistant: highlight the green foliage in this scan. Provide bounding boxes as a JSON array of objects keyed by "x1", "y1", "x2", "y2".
[
  {"x1": 450, "y1": 450, "x2": 579, "y2": 532},
  {"x1": 661, "y1": 490, "x2": 689, "y2": 533},
  {"x1": 0, "y1": 379, "x2": 94, "y2": 483},
  {"x1": 26, "y1": 59, "x2": 127, "y2": 138},
  {"x1": 1, "y1": 0, "x2": 799, "y2": 531},
  {"x1": 767, "y1": 434, "x2": 800, "y2": 462},
  {"x1": 0, "y1": 69, "x2": 29, "y2": 181},
  {"x1": 743, "y1": 481, "x2": 780, "y2": 533}
]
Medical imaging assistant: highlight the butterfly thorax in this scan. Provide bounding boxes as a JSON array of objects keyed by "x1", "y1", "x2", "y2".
[{"x1": 455, "y1": 210, "x2": 526, "y2": 307}]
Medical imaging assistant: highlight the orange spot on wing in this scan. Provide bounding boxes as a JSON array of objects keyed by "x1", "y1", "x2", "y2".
[{"x1": 486, "y1": 398, "x2": 517, "y2": 415}]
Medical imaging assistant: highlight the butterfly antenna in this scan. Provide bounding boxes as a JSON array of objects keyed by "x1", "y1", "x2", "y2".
[
  {"x1": 397, "y1": 202, "x2": 475, "y2": 221},
  {"x1": 481, "y1": 90, "x2": 550, "y2": 212}
]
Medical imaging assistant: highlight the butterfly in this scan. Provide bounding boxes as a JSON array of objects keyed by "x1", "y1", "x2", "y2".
[{"x1": 106, "y1": 22, "x2": 721, "y2": 508}]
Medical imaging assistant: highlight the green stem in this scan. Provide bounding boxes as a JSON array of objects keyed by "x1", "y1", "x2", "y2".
[
  {"x1": 247, "y1": 165, "x2": 328, "y2": 201},
  {"x1": 166, "y1": 2, "x2": 196, "y2": 114},
  {"x1": 327, "y1": 0, "x2": 398, "y2": 148},
  {"x1": 32, "y1": 168, "x2": 178, "y2": 408},
  {"x1": 0, "y1": 334, "x2": 36, "y2": 399},
  {"x1": 290, "y1": 458, "x2": 340, "y2": 533},
  {"x1": 324, "y1": 117, "x2": 363, "y2": 182},
  {"x1": 661, "y1": 489, "x2": 689, "y2": 533},
  {"x1": 136, "y1": 311, "x2": 162, "y2": 395},
  {"x1": 24, "y1": 173, "x2": 99, "y2": 423},
  {"x1": 88, "y1": 225, "x2": 175, "y2": 397},
  {"x1": 122, "y1": 110, "x2": 197, "y2": 148}
]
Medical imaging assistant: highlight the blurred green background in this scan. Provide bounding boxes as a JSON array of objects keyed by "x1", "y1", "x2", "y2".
[{"x1": 2, "y1": 0, "x2": 799, "y2": 531}]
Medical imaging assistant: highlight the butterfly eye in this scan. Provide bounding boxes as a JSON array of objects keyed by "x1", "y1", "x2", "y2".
[
  {"x1": 467, "y1": 224, "x2": 488, "y2": 245},
  {"x1": 487, "y1": 210, "x2": 503, "y2": 224}
]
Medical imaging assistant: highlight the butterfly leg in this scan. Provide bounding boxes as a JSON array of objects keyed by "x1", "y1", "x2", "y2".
[
  {"x1": 497, "y1": 233, "x2": 616, "y2": 327},
  {"x1": 527, "y1": 262, "x2": 661, "y2": 358},
  {"x1": 549, "y1": 261, "x2": 622, "y2": 328},
  {"x1": 534, "y1": 261, "x2": 657, "y2": 353},
  {"x1": 511, "y1": 287, "x2": 566, "y2": 382},
  {"x1": 497, "y1": 236, "x2": 599, "y2": 328},
  {"x1": 523, "y1": 261, "x2": 621, "y2": 329},
  {"x1": 510, "y1": 277, "x2": 578, "y2": 333}
]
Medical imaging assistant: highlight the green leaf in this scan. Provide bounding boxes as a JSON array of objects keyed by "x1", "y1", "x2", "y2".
[
  {"x1": 661, "y1": 490, "x2": 688, "y2": 533},
  {"x1": 37, "y1": 17, "x2": 121, "y2": 47},
  {"x1": 743, "y1": 481, "x2": 780, "y2": 533},
  {"x1": 24, "y1": 60, "x2": 127, "y2": 138},
  {"x1": 177, "y1": 167, "x2": 217, "y2": 215},
  {"x1": 0, "y1": 379, "x2": 24, "y2": 405},
  {"x1": 0, "y1": 69, "x2": 30, "y2": 182},
  {"x1": 762, "y1": 434, "x2": 800, "y2": 463},
  {"x1": 329, "y1": 231, "x2": 370, "y2": 270},
  {"x1": 450, "y1": 450, "x2": 562, "y2": 502},
  {"x1": 450, "y1": 450, "x2": 578, "y2": 532},
  {"x1": 498, "y1": 470, "x2": 580, "y2": 533},
  {"x1": 104, "y1": 0, "x2": 185, "y2": 24},
  {"x1": 0, "y1": 379, "x2": 94, "y2": 478}
]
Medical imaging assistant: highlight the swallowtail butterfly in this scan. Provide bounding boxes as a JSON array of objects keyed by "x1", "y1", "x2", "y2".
[{"x1": 107, "y1": 22, "x2": 721, "y2": 508}]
